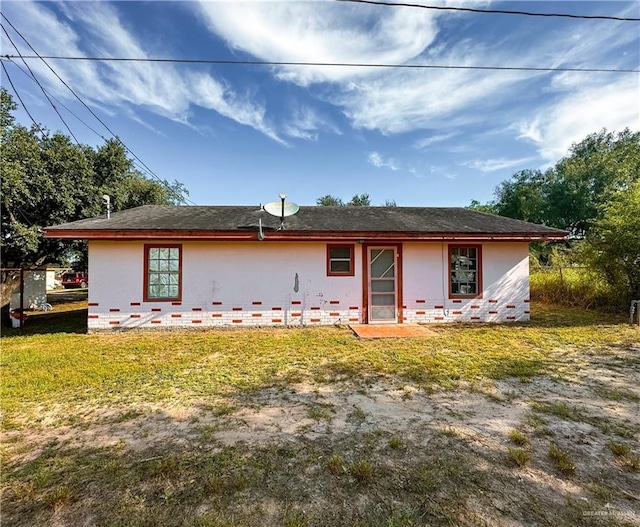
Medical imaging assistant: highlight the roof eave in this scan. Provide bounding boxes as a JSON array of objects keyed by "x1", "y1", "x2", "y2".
[{"x1": 44, "y1": 228, "x2": 568, "y2": 242}]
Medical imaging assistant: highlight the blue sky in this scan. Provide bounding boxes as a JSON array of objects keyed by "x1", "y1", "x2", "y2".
[{"x1": 1, "y1": 1, "x2": 638, "y2": 207}]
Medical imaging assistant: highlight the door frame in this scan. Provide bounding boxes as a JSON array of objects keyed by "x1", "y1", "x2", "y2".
[{"x1": 361, "y1": 243, "x2": 403, "y2": 324}]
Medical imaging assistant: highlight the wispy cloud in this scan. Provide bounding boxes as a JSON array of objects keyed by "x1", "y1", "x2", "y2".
[
  {"x1": 413, "y1": 132, "x2": 457, "y2": 149},
  {"x1": 516, "y1": 74, "x2": 640, "y2": 161},
  {"x1": 4, "y1": 0, "x2": 636, "y2": 158},
  {"x1": 194, "y1": 1, "x2": 439, "y2": 86},
  {"x1": 194, "y1": 0, "x2": 638, "y2": 146},
  {"x1": 463, "y1": 156, "x2": 537, "y2": 173},
  {"x1": 367, "y1": 151, "x2": 400, "y2": 171},
  {"x1": 283, "y1": 106, "x2": 340, "y2": 141},
  {"x1": 2, "y1": 1, "x2": 285, "y2": 143},
  {"x1": 429, "y1": 165, "x2": 457, "y2": 180}
]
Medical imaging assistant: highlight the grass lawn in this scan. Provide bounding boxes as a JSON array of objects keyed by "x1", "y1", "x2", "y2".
[{"x1": 1, "y1": 302, "x2": 639, "y2": 526}]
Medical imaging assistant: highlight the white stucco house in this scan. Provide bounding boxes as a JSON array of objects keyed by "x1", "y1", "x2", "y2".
[{"x1": 44, "y1": 205, "x2": 567, "y2": 331}]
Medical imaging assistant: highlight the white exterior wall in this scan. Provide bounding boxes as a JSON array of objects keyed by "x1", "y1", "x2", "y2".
[
  {"x1": 87, "y1": 240, "x2": 530, "y2": 330},
  {"x1": 401, "y1": 242, "x2": 530, "y2": 323},
  {"x1": 88, "y1": 241, "x2": 363, "y2": 330}
]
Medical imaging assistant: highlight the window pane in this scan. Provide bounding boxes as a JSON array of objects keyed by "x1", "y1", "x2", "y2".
[
  {"x1": 147, "y1": 246, "x2": 180, "y2": 299},
  {"x1": 451, "y1": 246, "x2": 479, "y2": 296},
  {"x1": 371, "y1": 280, "x2": 394, "y2": 292},
  {"x1": 371, "y1": 250, "x2": 394, "y2": 278},
  {"x1": 330, "y1": 260, "x2": 351, "y2": 273},
  {"x1": 459, "y1": 284, "x2": 476, "y2": 295},
  {"x1": 372, "y1": 294, "x2": 395, "y2": 306},
  {"x1": 330, "y1": 247, "x2": 351, "y2": 259}
]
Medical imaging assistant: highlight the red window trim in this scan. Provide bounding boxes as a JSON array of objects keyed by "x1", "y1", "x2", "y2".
[
  {"x1": 448, "y1": 244, "x2": 483, "y2": 299},
  {"x1": 143, "y1": 244, "x2": 183, "y2": 302},
  {"x1": 326, "y1": 244, "x2": 355, "y2": 277}
]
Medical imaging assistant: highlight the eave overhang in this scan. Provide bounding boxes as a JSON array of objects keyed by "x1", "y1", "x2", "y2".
[{"x1": 44, "y1": 228, "x2": 568, "y2": 243}]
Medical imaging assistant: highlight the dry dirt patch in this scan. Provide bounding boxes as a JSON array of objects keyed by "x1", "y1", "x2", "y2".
[{"x1": 2, "y1": 346, "x2": 640, "y2": 526}]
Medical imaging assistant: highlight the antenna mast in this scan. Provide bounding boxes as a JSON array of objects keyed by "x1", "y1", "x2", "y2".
[{"x1": 102, "y1": 194, "x2": 111, "y2": 219}]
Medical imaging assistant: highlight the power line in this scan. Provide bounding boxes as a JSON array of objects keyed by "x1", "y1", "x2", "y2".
[
  {"x1": 1, "y1": 58, "x2": 193, "y2": 206},
  {"x1": 335, "y1": 0, "x2": 640, "y2": 22},
  {"x1": 1, "y1": 14, "x2": 193, "y2": 205},
  {"x1": 1, "y1": 61, "x2": 45, "y2": 136},
  {"x1": 5, "y1": 55, "x2": 179, "y2": 192},
  {"x1": 1, "y1": 24, "x2": 80, "y2": 144},
  {"x1": 3, "y1": 54, "x2": 638, "y2": 74},
  {"x1": 4, "y1": 57, "x2": 111, "y2": 141}
]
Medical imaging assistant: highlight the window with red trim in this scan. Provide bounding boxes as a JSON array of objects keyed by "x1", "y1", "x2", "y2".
[
  {"x1": 327, "y1": 244, "x2": 355, "y2": 276},
  {"x1": 144, "y1": 244, "x2": 182, "y2": 301},
  {"x1": 449, "y1": 245, "x2": 482, "y2": 298}
]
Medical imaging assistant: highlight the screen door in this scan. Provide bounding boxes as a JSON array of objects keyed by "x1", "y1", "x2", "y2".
[{"x1": 368, "y1": 248, "x2": 397, "y2": 322}]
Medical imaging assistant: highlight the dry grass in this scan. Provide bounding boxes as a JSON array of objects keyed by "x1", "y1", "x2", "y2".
[{"x1": 2, "y1": 300, "x2": 639, "y2": 526}]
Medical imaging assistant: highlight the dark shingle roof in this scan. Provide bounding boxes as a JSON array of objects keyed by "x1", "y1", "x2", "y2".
[{"x1": 45, "y1": 205, "x2": 567, "y2": 239}]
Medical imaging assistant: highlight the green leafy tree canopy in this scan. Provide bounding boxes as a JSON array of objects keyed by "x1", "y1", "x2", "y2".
[
  {"x1": 316, "y1": 194, "x2": 395, "y2": 206},
  {"x1": 0, "y1": 87, "x2": 188, "y2": 269}
]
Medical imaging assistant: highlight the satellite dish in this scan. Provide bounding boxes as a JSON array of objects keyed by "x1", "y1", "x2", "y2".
[
  {"x1": 263, "y1": 201, "x2": 300, "y2": 218},
  {"x1": 262, "y1": 194, "x2": 299, "y2": 230}
]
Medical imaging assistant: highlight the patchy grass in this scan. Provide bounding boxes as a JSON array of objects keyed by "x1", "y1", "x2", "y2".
[
  {"x1": 548, "y1": 444, "x2": 576, "y2": 475},
  {"x1": 507, "y1": 447, "x2": 531, "y2": 468},
  {"x1": 307, "y1": 403, "x2": 335, "y2": 422},
  {"x1": 3, "y1": 302, "x2": 638, "y2": 428},
  {"x1": 608, "y1": 442, "x2": 640, "y2": 471},
  {"x1": 508, "y1": 429, "x2": 530, "y2": 447},
  {"x1": 2, "y1": 301, "x2": 640, "y2": 526},
  {"x1": 531, "y1": 401, "x2": 640, "y2": 439}
]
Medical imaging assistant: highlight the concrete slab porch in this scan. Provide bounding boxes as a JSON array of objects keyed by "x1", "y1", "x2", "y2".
[{"x1": 349, "y1": 324, "x2": 438, "y2": 339}]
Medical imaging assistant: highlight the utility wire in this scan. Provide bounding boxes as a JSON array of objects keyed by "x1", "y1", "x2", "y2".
[
  {"x1": 2, "y1": 58, "x2": 193, "y2": 206},
  {"x1": 3, "y1": 54, "x2": 638, "y2": 73},
  {"x1": 4, "y1": 56, "x2": 194, "y2": 205},
  {"x1": 1, "y1": 13, "x2": 193, "y2": 205},
  {"x1": 1, "y1": 61, "x2": 46, "y2": 137},
  {"x1": 1, "y1": 24, "x2": 80, "y2": 144},
  {"x1": 335, "y1": 0, "x2": 640, "y2": 22},
  {"x1": 4, "y1": 57, "x2": 111, "y2": 141}
]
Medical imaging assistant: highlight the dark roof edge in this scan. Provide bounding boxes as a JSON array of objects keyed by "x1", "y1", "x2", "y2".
[{"x1": 44, "y1": 228, "x2": 568, "y2": 242}]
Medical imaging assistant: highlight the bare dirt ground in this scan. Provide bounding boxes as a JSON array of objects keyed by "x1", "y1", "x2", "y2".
[{"x1": 3, "y1": 345, "x2": 640, "y2": 526}]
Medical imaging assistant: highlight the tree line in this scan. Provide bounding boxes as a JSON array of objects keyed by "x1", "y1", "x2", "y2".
[
  {"x1": 316, "y1": 194, "x2": 396, "y2": 207},
  {"x1": 1, "y1": 88, "x2": 187, "y2": 271},
  {"x1": 469, "y1": 128, "x2": 640, "y2": 302}
]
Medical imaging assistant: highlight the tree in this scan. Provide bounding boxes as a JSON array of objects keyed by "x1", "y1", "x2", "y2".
[
  {"x1": 347, "y1": 193, "x2": 370, "y2": 206},
  {"x1": 492, "y1": 169, "x2": 548, "y2": 225},
  {"x1": 545, "y1": 129, "x2": 640, "y2": 236},
  {"x1": 467, "y1": 199, "x2": 498, "y2": 214},
  {"x1": 0, "y1": 88, "x2": 188, "y2": 272},
  {"x1": 469, "y1": 129, "x2": 640, "y2": 237},
  {"x1": 584, "y1": 181, "x2": 640, "y2": 301},
  {"x1": 316, "y1": 193, "x2": 374, "y2": 206},
  {"x1": 316, "y1": 195, "x2": 344, "y2": 206}
]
